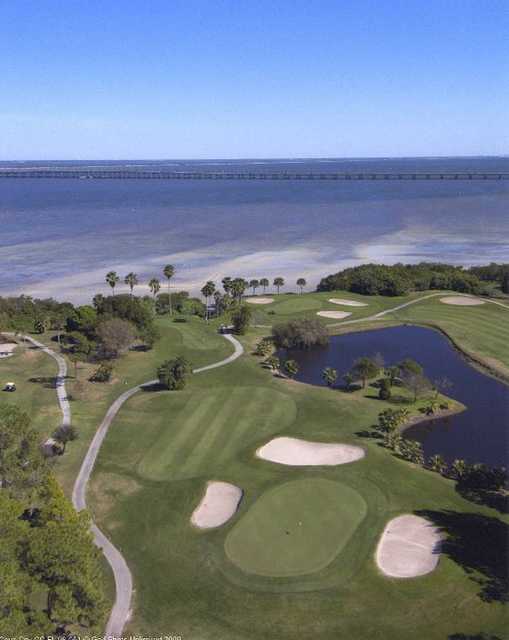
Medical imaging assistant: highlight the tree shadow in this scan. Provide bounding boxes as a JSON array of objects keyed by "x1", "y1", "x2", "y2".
[
  {"x1": 28, "y1": 376, "x2": 57, "y2": 389},
  {"x1": 455, "y1": 485, "x2": 509, "y2": 516},
  {"x1": 449, "y1": 634, "x2": 503, "y2": 639},
  {"x1": 416, "y1": 509, "x2": 508, "y2": 603},
  {"x1": 140, "y1": 382, "x2": 165, "y2": 393},
  {"x1": 354, "y1": 428, "x2": 383, "y2": 440}
]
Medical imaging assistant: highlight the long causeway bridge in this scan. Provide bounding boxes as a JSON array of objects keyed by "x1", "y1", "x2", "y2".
[{"x1": 0, "y1": 169, "x2": 508, "y2": 180}]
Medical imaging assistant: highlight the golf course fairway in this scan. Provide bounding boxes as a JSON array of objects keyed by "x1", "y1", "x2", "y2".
[{"x1": 225, "y1": 478, "x2": 367, "y2": 577}]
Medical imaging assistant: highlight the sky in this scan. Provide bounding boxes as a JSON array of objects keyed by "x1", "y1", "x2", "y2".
[{"x1": 1, "y1": 0, "x2": 508, "y2": 159}]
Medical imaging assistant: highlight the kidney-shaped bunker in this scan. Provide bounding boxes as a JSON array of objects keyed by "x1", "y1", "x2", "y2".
[
  {"x1": 191, "y1": 481, "x2": 243, "y2": 529},
  {"x1": 256, "y1": 437, "x2": 365, "y2": 466}
]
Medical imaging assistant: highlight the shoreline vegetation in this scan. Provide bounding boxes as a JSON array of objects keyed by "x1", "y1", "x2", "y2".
[{"x1": 0, "y1": 260, "x2": 508, "y2": 637}]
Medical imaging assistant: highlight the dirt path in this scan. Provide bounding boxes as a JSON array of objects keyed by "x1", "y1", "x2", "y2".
[{"x1": 72, "y1": 332, "x2": 244, "y2": 638}]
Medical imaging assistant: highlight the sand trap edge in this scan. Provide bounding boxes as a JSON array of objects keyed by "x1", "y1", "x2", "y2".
[
  {"x1": 245, "y1": 297, "x2": 275, "y2": 305},
  {"x1": 255, "y1": 436, "x2": 365, "y2": 467},
  {"x1": 191, "y1": 481, "x2": 243, "y2": 530},
  {"x1": 375, "y1": 514, "x2": 442, "y2": 578}
]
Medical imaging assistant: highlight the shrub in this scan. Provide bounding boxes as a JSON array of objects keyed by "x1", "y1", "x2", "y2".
[
  {"x1": 89, "y1": 362, "x2": 113, "y2": 383},
  {"x1": 96, "y1": 318, "x2": 136, "y2": 358},
  {"x1": 272, "y1": 318, "x2": 329, "y2": 350}
]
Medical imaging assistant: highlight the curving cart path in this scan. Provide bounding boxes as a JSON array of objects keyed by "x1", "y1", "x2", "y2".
[{"x1": 72, "y1": 332, "x2": 243, "y2": 638}]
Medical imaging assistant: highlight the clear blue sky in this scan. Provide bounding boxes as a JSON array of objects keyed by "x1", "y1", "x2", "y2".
[{"x1": 1, "y1": 0, "x2": 507, "y2": 159}]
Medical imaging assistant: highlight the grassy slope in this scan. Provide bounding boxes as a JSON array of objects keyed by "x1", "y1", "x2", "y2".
[{"x1": 90, "y1": 326, "x2": 508, "y2": 639}]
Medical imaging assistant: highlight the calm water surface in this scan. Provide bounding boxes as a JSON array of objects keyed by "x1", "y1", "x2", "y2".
[
  {"x1": 280, "y1": 325, "x2": 509, "y2": 467},
  {"x1": 1, "y1": 158, "x2": 508, "y2": 302}
]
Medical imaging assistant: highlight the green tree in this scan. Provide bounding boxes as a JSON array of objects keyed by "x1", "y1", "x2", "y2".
[
  {"x1": 52, "y1": 425, "x2": 78, "y2": 455},
  {"x1": 254, "y1": 338, "x2": 272, "y2": 357},
  {"x1": 428, "y1": 454, "x2": 448, "y2": 475},
  {"x1": 34, "y1": 317, "x2": 48, "y2": 334},
  {"x1": 201, "y1": 281, "x2": 216, "y2": 321},
  {"x1": 260, "y1": 278, "x2": 269, "y2": 294},
  {"x1": 163, "y1": 264, "x2": 176, "y2": 314},
  {"x1": 296, "y1": 277, "x2": 307, "y2": 293},
  {"x1": 124, "y1": 272, "x2": 139, "y2": 297},
  {"x1": 157, "y1": 356, "x2": 190, "y2": 390},
  {"x1": 148, "y1": 277, "x2": 161, "y2": 298},
  {"x1": 230, "y1": 278, "x2": 247, "y2": 304},
  {"x1": 96, "y1": 318, "x2": 136, "y2": 358},
  {"x1": 378, "y1": 377, "x2": 391, "y2": 400},
  {"x1": 385, "y1": 365, "x2": 400, "y2": 386},
  {"x1": 249, "y1": 279, "x2": 260, "y2": 295},
  {"x1": 273, "y1": 277, "x2": 285, "y2": 294},
  {"x1": 351, "y1": 356, "x2": 379, "y2": 388},
  {"x1": 105, "y1": 271, "x2": 120, "y2": 295},
  {"x1": 222, "y1": 276, "x2": 232, "y2": 294},
  {"x1": 398, "y1": 358, "x2": 423, "y2": 376},
  {"x1": 322, "y1": 367, "x2": 338, "y2": 388},
  {"x1": 26, "y1": 476, "x2": 106, "y2": 632},
  {"x1": 343, "y1": 372, "x2": 354, "y2": 391},
  {"x1": 451, "y1": 458, "x2": 469, "y2": 481},
  {"x1": 284, "y1": 359, "x2": 299, "y2": 379},
  {"x1": 231, "y1": 305, "x2": 252, "y2": 335},
  {"x1": 264, "y1": 355, "x2": 280, "y2": 373}
]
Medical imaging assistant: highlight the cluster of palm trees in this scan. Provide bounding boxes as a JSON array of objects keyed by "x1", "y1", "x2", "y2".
[{"x1": 105, "y1": 264, "x2": 176, "y2": 310}]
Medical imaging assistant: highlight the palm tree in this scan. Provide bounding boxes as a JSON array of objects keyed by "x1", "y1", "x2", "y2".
[
  {"x1": 163, "y1": 264, "x2": 175, "y2": 314},
  {"x1": 106, "y1": 271, "x2": 120, "y2": 295},
  {"x1": 124, "y1": 272, "x2": 138, "y2": 297},
  {"x1": 249, "y1": 279, "x2": 260, "y2": 295},
  {"x1": 284, "y1": 359, "x2": 299, "y2": 379},
  {"x1": 428, "y1": 454, "x2": 448, "y2": 475},
  {"x1": 322, "y1": 367, "x2": 338, "y2": 388},
  {"x1": 343, "y1": 372, "x2": 354, "y2": 391},
  {"x1": 260, "y1": 278, "x2": 269, "y2": 294},
  {"x1": 222, "y1": 277, "x2": 232, "y2": 294},
  {"x1": 451, "y1": 458, "x2": 468, "y2": 481},
  {"x1": 296, "y1": 278, "x2": 307, "y2": 293},
  {"x1": 148, "y1": 278, "x2": 161, "y2": 298},
  {"x1": 273, "y1": 277, "x2": 285, "y2": 294},
  {"x1": 201, "y1": 281, "x2": 216, "y2": 321},
  {"x1": 265, "y1": 355, "x2": 280, "y2": 374},
  {"x1": 230, "y1": 278, "x2": 247, "y2": 304}
]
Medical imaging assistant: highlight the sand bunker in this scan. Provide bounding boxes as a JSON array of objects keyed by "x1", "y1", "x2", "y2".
[
  {"x1": 440, "y1": 296, "x2": 485, "y2": 306},
  {"x1": 376, "y1": 514, "x2": 442, "y2": 578},
  {"x1": 317, "y1": 310, "x2": 352, "y2": 319},
  {"x1": 0, "y1": 343, "x2": 17, "y2": 358},
  {"x1": 328, "y1": 298, "x2": 368, "y2": 307},
  {"x1": 256, "y1": 437, "x2": 365, "y2": 466},
  {"x1": 191, "y1": 481, "x2": 243, "y2": 529},
  {"x1": 246, "y1": 297, "x2": 274, "y2": 305}
]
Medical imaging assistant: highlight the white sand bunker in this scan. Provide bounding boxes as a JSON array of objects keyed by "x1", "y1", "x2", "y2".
[
  {"x1": 256, "y1": 437, "x2": 365, "y2": 466},
  {"x1": 191, "y1": 481, "x2": 243, "y2": 529},
  {"x1": 328, "y1": 298, "x2": 368, "y2": 307},
  {"x1": 376, "y1": 515, "x2": 442, "y2": 578},
  {"x1": 0, "y1": 343, "x2": 17, "y2": 358},
  {"x1": 317, "y1": 310, "x2": 352, "y2": 319},
  {"x1": 440, "y1": 296, "x2": 485, "y2": 306},
  {"x1": 246, "y1": 297, "x2": 274, "y2": 305}
]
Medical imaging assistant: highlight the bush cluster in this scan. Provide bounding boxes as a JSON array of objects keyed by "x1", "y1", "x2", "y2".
[{"x1": 272, "y1": 318, "x2": 329, "y2": 349}]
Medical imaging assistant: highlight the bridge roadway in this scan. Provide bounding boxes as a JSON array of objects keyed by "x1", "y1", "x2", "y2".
[{"x1": 0, "y1": 169, "x2": 508, "y2": 180}]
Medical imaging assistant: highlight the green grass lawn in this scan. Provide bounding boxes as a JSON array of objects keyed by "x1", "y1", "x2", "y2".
[
  {"x1": 0, "y1": 341, "x2": 60, "y2": 440},
  {"x1": 88, "y1": 316, "x2": 508, "y2": 639},
  {"x1": 247, "y1": 290, "x2": 421, "y2": 325},
  {"x1": 225, "y1": 478, "x2": 367, "y2": 577}
]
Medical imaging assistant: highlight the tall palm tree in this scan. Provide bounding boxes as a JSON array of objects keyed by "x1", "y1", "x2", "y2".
[
  {"x1": 163, "y1": 264, "x2": 175, "y2": 314},
  {"x1": 149, "y1": 277, "x2": 161, "y2": 298},
  {"x1": 124, "y1": 272, "x2": 139, "y2": 297},
  {"x1": 106, "y1": 271, "x2": 120, "y2": 295},
  {"x1": 230, "y1": 278, "x2": 247, "y2": 304},
  {"x1": 296, "y1": 277, "x2": 307, "y2": 293},
  {"x1": 249, "y1": 279, "x2": 260, "y2": 295},
  {"x1": 201, "y1": 281, "x2": 216, "y2": 321},
  {"x1": 273, "y1": 277, "x2": 285, "y2": 294},
  {"x1": 259, "y1": 278, "x2": 269, "y2": 294}
]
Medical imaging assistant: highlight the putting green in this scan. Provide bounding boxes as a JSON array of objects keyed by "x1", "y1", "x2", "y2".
[
  {"x1": 225, "y1": 478, "x2": 367, "y2": 577},
  {"x1": 137, "y1": 386, "x2": 297, "y2": 481},
  {"x1": 271, "y1": 296, "x2": 322, "y2": 314}
]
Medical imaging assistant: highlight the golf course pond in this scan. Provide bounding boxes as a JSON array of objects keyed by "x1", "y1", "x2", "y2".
[{"x1": 279, "y1": 325, "x2": 509, "y2": 467}]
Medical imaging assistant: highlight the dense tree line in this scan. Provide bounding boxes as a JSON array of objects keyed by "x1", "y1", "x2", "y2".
[
  {"x1": 0, "y1": 404, "x2": 105, "y2": 635},
  {"x1": 317, "y1": 262, "x2": 509, "y2": 296}
]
